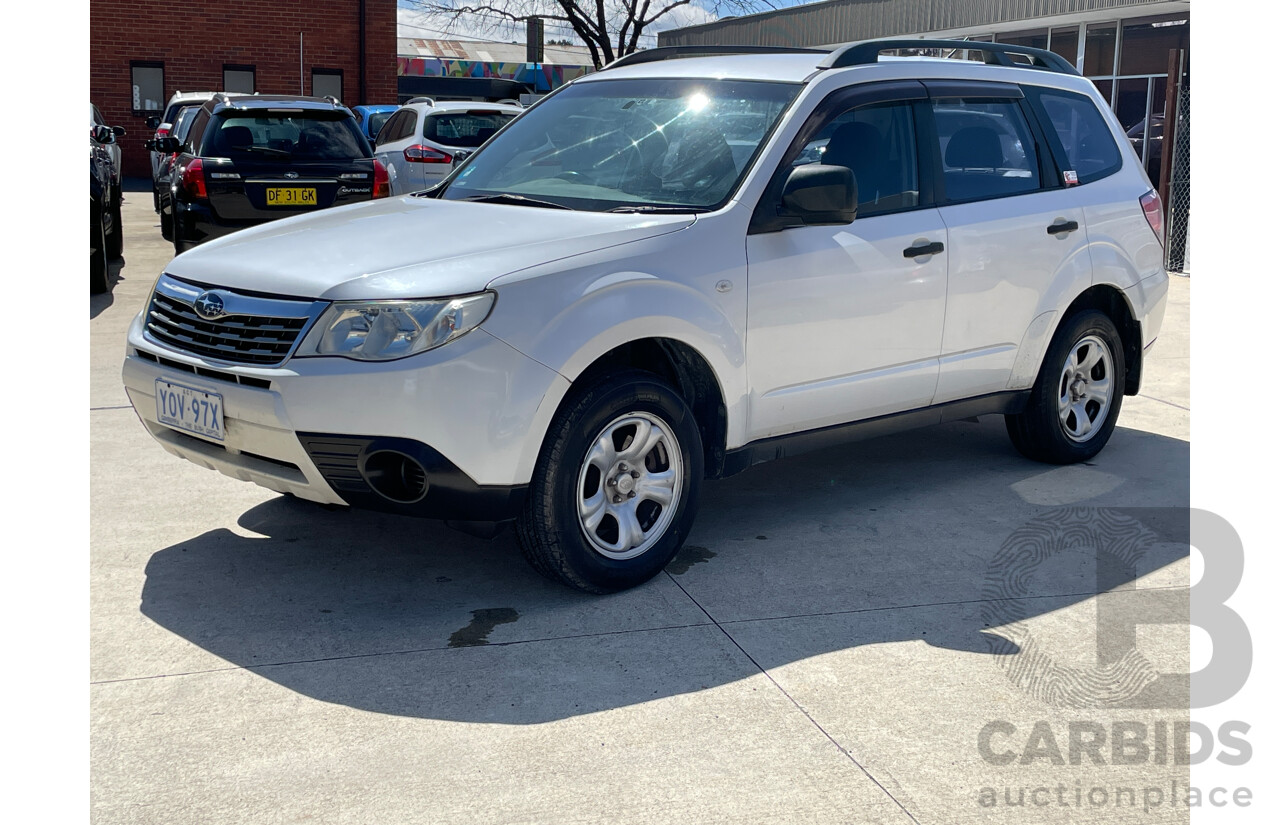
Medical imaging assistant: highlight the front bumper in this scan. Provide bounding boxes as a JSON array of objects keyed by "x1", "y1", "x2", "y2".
[{"x1": 123, "y1": 309, "x2": 570, "y2": 519}]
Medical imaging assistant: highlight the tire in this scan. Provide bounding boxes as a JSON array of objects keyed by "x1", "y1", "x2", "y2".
[
  {"x1": 516, "y1": 369, "x2": 704, "y2": 593},
  {"x1": 90, "y1": 203, "x2": 110, "y2": 295},
  {"x1": 1005, "y1": 309, "x2": 1125, "y2": 464},
  {"x1": 106, "y1": 195, "x2": 123, "y2": 260}
]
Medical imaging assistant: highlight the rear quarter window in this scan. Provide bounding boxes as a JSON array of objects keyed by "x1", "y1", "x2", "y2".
[{"x1": 1028, "y1": 88, "x2": 1123, "y2": 184}]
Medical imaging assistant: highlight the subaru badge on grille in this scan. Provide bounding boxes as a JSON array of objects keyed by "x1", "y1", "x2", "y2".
[{"x1": 193, "y1": 291, "x2": 226, "y2": 320}]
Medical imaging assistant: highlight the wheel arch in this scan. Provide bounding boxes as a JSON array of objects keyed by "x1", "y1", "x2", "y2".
[
  {"x1": 563, "y1": 337, "x2": 731, "y2": 479},
  {"x1": 1059, "y1": 284, "x2": 1144, "y2": 396}
]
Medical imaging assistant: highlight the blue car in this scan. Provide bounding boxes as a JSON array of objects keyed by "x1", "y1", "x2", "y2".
[{"x1": 352, "y1": 105, "x2": 399, "y2": 143}]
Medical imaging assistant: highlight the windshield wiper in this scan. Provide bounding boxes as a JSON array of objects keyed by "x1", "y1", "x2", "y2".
[
  {"x1": 607, "y1": 205, "x2": 709, "y2": 214},
  {"x1": 462, "y1": 193, "x2": 572, "y2": 210}
]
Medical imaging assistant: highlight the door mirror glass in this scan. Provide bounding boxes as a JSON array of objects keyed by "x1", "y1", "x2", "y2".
[
  {"x1": 112, "y1": 125, "x2": 127, "y2": 138},
  {"x1": 781, "y1": 164, "x2": 858, "y2": 225},
  {"x1": 93, "y1": 124, "x2": 114, "y2": 144},
  {"x1": 150, "y1": 136, "x2": 181, "y2": 154},
  {"x1": 146, "y1": 116, "x2": 161, "y2": 129}
]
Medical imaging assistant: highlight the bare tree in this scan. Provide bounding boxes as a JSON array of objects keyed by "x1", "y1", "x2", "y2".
[{"x1": 407, "y1": 1, "x2": 776, "y2": 69}]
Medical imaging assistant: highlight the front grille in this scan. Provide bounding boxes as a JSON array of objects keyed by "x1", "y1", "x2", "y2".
[{"x1": 144, "y1": 278, "x2": 318, "y2": 366}]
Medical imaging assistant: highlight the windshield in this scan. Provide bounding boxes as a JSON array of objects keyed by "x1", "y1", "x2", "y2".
[
  {"x1": 202, "y1": 112, "x2": 370, "y2": 160},
  {"x1": 441, "y1": 78, "x2": 799, "y2": 211}
]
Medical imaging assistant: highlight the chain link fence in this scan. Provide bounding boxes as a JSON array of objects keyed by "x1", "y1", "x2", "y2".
[{"x1": 1165, "y1": 83, "x2": 1190, "y2": 274}]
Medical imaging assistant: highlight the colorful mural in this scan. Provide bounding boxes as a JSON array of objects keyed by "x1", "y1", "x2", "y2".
[{"x1": 397, "y1": 57, "x2": 591, "y2": 92}]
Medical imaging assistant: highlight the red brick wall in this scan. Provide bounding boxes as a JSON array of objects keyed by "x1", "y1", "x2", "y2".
[{"x1": 90, "y1": 0, "x2": 398, "y2": 177}]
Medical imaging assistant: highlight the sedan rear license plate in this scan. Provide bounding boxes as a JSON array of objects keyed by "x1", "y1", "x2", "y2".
[
  {"x1": 156, "y1": 380, "x2": 224, "y2": 442},
  {"x1": 266, "y1": 187, "x2": 317, "y2": 206}
]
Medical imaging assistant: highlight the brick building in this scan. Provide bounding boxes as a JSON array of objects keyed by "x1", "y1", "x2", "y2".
[{"x1": 90, "y1": 0, "x2": 398, "y2": 177}]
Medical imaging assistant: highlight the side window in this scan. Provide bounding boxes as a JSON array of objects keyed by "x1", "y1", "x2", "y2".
[
  {"x1": 931, "y1": 99, "x2": 1042, "y2": 203},
  {"x1": 186, "y1": 109, "x2": 210, "y2": 153},
  {"x1": 404, "y1": 111, "x2": 420, "y2": 141},
  {"x1": 794, "y1": 101, "x2": 919, "y2": 217},
  {"x1": 1033, "y1": 89, "x2": 1123, "y2": 184},
  {"x1": 378, "y1": 111, "x2": 403, "y2": 143}
]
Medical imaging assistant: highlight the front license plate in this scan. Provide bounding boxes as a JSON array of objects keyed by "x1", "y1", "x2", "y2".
[
  {"x1": 156, "y1": 380, "x2": 225, "y2": 442},
  {"x1": 266, "y1": 187, "x2": 317, "y2": 206}
]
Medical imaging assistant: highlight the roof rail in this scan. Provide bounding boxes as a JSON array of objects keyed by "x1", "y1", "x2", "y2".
[
  {"x1": 603, "y1": 45, "x2": 830, "y2": 71},
  {"x1": 821, "y1": 39, "x2": 1079, "y2": 75},
  {"x1": 212, "y1": 92, "x2": 233, "y2": 105},
  {"x1": 405, "y1": 96, "x2": 435, "y2": 106},
  {"x1": 324, "y1": 95, "x2": 342, "y2": 107}
]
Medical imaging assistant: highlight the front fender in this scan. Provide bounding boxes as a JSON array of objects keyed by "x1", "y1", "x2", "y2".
[{"x1": 483, "y1": 215, "x2": 751, "y2": 472}]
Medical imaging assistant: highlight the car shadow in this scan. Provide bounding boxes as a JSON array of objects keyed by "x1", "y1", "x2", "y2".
[{"x1": 137, "y1": 418, "x2": 1189, "y2": 724}]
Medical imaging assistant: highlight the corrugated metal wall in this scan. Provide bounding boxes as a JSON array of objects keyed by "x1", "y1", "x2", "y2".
[{"x1": 658, "y1": 0, "x2": 1164, "y2": 47}]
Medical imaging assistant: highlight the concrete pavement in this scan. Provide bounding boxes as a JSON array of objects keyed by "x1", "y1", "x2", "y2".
[{"x1": 91, "y1": 183, "x2": 1191, "y2": 824}]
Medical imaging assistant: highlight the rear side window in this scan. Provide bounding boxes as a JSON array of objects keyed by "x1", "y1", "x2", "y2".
[
  {"x1": 423, "y1": 112, "x2": 517, "y2": 148},
  {"x1": 931, "y1": 99, "x2": 1041, "y2": 203},
  {"x1": 1032, "y1": 89, "x2": 1123, "y2": 184},
  {"x1": 202, "y1": 113, "x2": 370, "y2": 160}
]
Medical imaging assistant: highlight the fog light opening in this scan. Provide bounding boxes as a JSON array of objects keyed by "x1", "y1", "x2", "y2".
[{"x1": 362, "y1": 450, "x2": 429, "y2": 504}]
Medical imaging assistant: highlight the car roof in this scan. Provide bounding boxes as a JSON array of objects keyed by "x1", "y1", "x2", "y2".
[
  {"x1": 400, "y1": 101, "x2": 523, "y2": 115},
  {"x1": 167, "y1": 91, "x2": 218, "y2": 104},
  {"x1": 578, "y1": 49, "x2": 1089, "y2": 89},
  {"x1": 354, "y1": 104, "x2": 398, "y2": 112},
  {"x1": 210, "y1": 95, "x2": 351, "y2": 113}
]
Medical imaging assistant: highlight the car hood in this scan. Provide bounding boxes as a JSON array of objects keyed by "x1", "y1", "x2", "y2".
[{"x1": 167, "y1": 196, "x2": 696, "y2": 301}]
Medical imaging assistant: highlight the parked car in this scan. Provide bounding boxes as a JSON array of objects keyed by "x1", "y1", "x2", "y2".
[
  {"x1": 151, "y1": 93, "x2": 389, "y2": 253},
  {"x1": 148, "y1": 91, "x2": 218, "y2": 209},
  {"x1": 123, "y1": 41, "x2": 1169, "y2": 593},
  {"x1": 149, "y1": 105, "x2": 204, "y2": 241},
  {"x1": 373, "y1": 100, "x2": 522, "y2": 195},
  {"x1": 90, "y1": 102, "x2": 125, "y2": 292},
  {"x1": 351, "y1": 104, "x2": 398, "y2": 143}
]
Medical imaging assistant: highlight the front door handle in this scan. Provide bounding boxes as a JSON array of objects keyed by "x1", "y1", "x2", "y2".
[
  {"x1": 903, "y1": 241, "x2": 944, "y2": 258},
  {"x1": 1046, "y1": 220, "x2": 1079, "y2": 235}
]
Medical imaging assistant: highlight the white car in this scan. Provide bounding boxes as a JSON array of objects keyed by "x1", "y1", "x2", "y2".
[
  {"x1": 372, "y1": 100, "x2": 523, "y2": 195},
  {"x1": 148, "y1": 91, "x2": 218, "y2": 209},
  {"x1": 122, "y1": 40, "x2": 1169, "y2": 593}
]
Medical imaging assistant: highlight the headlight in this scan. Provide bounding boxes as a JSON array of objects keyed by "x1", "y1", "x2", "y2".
[{"x1": 296, "y1": 292, "x2": 495, "y2": 361}]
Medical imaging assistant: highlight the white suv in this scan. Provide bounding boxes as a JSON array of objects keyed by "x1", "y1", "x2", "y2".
[
  {"x1": 372, "y1": 100, "x2": 523, "y2": 195},
  {"x1": 122, "y1": 41, "x2": 1169, "y2": 593}
]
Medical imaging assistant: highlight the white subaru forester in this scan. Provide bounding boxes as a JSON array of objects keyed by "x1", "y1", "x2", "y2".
[{"x1": 123, "y1": 40, "x2": 1169, "y2": 593}]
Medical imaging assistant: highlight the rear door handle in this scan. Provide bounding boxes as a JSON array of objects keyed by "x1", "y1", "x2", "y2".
[
  {"x1": 1046, "y1": 220, "x2": 1079, "y2": 235},
  {"x1": 903, "y1": 241, "x2": 944, "y2": 258}
]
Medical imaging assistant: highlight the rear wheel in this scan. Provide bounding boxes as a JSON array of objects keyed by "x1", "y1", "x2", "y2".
[
  {"x1": 516, "y1": 370, "x2": 703, "y2": 593},
  {"x1": 1005, "y1": 310, "x2": 1124, "y2": 464}
]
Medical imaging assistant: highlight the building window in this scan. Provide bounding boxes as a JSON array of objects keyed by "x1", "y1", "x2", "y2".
[
  {"x1": 131, "y1": 62, "x2": 164, "y2": 114},
  {"x1": 312, "y1": 69, "x2": 343, "y2": 102},
  {"x1": 223, "y1": 65, "x2": 256, "y2": 94}
]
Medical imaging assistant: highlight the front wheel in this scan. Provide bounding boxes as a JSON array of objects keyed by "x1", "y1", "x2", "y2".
[
  {"x1": 1005, "y1": 309, "x2": 1125, "y2": 464},
  {"x1": 516, "y1": 370, "x2": 703, "y2": 593},
  {"x1": 106, "y1": 196, "x2": 123, "y2": 260}
]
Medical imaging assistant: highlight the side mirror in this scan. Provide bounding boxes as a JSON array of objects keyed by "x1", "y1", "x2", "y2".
[
  {"x1": 145, "y1": 116, "x2": 160, "y2": 129},
  {"x1": 112, "y1": 125, "x2": 127, "y2": 138},
  {"x1": 93, "y1": 124, "x2": 114, "y2": 144},
  {"x1": 781, "y1": 164, "x2": 857, "y2": 226},
  {"x1": 149, "y1": 136, "x2": 181, "y2": 154}
]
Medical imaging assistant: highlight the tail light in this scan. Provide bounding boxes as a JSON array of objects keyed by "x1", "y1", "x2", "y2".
[
  {"x1": 180, "y1": 158, "x2": 207, "y2": 200},
  {"x1": 403, "y1": 144, "x2": 452, "y2": 164},
  {"x1": 373, "y1": 159, "x2": 390, "y2": 199},
  {"x1": 156, "y1": 125, "x2": 171, "y2": 138},
  {"x1": 1139, "y1": 189, "x2": 1164, "y2": 247}
]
